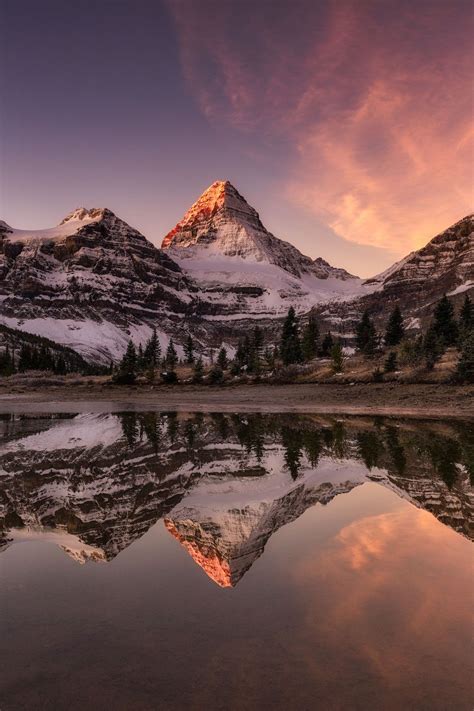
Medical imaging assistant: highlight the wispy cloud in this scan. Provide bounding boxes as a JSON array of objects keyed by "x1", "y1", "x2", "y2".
[{"x1": 167, "y1": 0, "x2": 473, "y2": 253}]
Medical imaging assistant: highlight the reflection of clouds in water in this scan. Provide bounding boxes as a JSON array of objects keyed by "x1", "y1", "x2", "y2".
[{"x1": 292, "y1": 506, "x2": 473, "y2": 692}]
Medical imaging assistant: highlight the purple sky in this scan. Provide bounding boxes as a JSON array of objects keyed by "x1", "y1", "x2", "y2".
[{"x1": 1, "y1": 0, "x2": 472, "y2": 276}]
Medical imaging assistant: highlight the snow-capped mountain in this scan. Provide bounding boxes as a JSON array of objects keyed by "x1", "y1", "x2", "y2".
[
  {"x1": 1, "y1": 187, "x2": 472, "y2": 363},
  {"x1": 0, "y1": 208, "x2": 201, "y2": 363},
  {"x1": 311, "y1": 213, "x2": 474, "y2": 337},
  {"x1": 369, "y1": 215, "x2": 473, "y2": 293},
  {"x1": 162, "y1": 181, "x2": 375, "y2": 320}
]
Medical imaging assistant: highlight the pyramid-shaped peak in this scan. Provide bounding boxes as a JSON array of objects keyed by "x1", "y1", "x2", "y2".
[{"x1": 162, "y1": 180, "x2": 264, "y2": 249}]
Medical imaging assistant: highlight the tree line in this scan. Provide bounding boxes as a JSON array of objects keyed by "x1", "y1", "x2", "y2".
[
  {"x1": 0, "y1": 326, "x2": 92, "y2": 376},
  {"x1": 114, "y1": 292, "x2": 473, "y2": 385},
  {"x1": 354, "y1": 293, "x2": 473, "y2": 382}
]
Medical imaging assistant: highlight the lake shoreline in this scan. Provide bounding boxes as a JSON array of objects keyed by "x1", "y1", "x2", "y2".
[{"x1": 0, "y1": 382, "x2": 472, "y2": 419}]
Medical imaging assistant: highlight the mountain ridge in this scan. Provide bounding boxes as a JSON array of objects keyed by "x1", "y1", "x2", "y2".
[{"x1": 0, "y1": 183, "x2": 472, "y2": 363}]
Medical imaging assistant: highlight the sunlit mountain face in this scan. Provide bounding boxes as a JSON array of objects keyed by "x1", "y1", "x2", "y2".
[{"x1": 1, "y1": 412, "x2": 472, "y2": 586}]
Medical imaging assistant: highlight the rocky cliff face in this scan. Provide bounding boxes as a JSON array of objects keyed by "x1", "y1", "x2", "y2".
[
  {"x1": 0, "y1": 209, "x2": 199, "y2": 363},
  {"x1": 162, "y1": 181, "x2": 372, "y2": 320},
  {"x1": 1, "y1": 413, "x2": 471, "y2": 583},
  {"x1": 312, "y1": 214, "x2": 474, "y2": 338},
  {"x1": 1, "y1": 189, "x2": 472, "y2": 361},
  {"x1": 362, "y1": 214, "x2": 474, "y2": 324}
]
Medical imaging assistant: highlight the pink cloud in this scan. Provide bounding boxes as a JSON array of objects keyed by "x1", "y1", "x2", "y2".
[{"x1": 167, "y1": 0, "x2": 473, "y2": 254}]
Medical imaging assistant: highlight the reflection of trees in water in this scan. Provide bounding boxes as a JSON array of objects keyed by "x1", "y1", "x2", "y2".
[
  {"x1": 116, "y1": 411, "x2": 472, "y2": 490},
  {"x1": 302, "y1": 430, "x2": 323, "y2": 468},
  {"x1": 232, "y1": 413, "x2": 268, "y2": 462},
  {"x1": 385, "y1": 427, "x2": 407, "y2": 475},
  {"x1": 118, "y1": 412, "x2": 139, "y2": 448},
  {"x1": 426, "y1": 438, "x2": 460, "y2": 489},
  {"x1": 281, "y1": 426, "x2": 303, "y2": 480},
  {"x1": 357, "y1": 431, "x2": 381, "y2": 470}
]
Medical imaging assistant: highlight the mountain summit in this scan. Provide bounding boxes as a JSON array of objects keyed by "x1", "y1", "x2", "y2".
[
  {"x1": 162, "y1": 180, "x2": 355, "y2": 280},
  {"x1": 162, "y1": 180, "x2": 265, "y2": 249}
]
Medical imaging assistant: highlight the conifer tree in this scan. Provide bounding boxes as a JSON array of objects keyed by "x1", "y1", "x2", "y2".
[
  {"x1": 165, "y1": 339, "x2": 178, "y2": 370},
  {"x1": 248, "y1": 326, "x2": 264, "y2": 373},
  {"x1": 137, "y1": 343, "x2": 145, "y2": 371},
  {"x1": 264, "y1": 346, "x2": 275, "y2": 369},
  {"x1": 235, "y1": 340, "x2": 245, "y2": 367},
  {"x1": 356, "y1": 310, "x2": 377, "y2": 356},
  {"x1": 320, "y1": 332, "x2": 334, "y2": 357},
  {"x1": 0, "y1": 346, "x2": 15, "y2": 375},
  {"x1": 184, "y1": 334, "x2": 195, "y2": 364},
  {"x1": 331, "y1": 341, "x2": 344, "y2": 373},
  {"x1": 455, "y1": 331, "x2": 474, "y2": 383},
  {"x1": 55, "y1": 355, "x2": 67, "y2": 375},
  {"x1": 280, "y1": 306, "x2": 302, "y2": 365},
  {"x1": 144, "y1": 328, "x2": 160, "y2": 367},
  {"x1": 423, "y1": 324, "x2": 443, "y2": 369},
  {"x1": 243, "y1": 334, "x2": 252, "y2": 367},
  {"x1": 192, "y1": 357, "x2": 204, "y2": 383},
  {"x1": 459, "y1": 294, "x2": 472, "y2": 335},
  {"x1": 217, "y1": 346, "x2": 228, "y2": 370},
  {"x1": 384, "y1": 305, "x2": 404, "y2": 346},
  {"x1": 252, "y1": 325, "x2": 264, "y2": 357},
  {"x1": 114, "y1": 340, "x2": 137, "y2": 384},
  {"x1": 432, "y1": 295, "x2": 458, "y2": 346},
  {"x1": 301, "y1": 315, "x2": 319, "y2": 361},
  {"x1": 231, "y1": 340, "x2": 246, "y2": 375},
  {"x1": 18, "y1": 344, "x2": 31, "y2": 372}
]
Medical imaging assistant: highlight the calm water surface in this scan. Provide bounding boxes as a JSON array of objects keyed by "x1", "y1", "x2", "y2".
[{"x1": 0, "y1": 411, "x2": 473, "y2": 710}]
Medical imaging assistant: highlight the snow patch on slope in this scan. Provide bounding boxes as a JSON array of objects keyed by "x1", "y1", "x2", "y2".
[{"x1": 0, "y1": 315, "x2": 181, "y2": 364}]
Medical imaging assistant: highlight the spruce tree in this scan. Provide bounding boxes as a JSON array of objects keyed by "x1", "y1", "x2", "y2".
[
  {"x1": 243, "y1": 335, "x2": 252, "y2": 368},
  {"x1": 455, "y1": 331, "x2": 474, "y2": 383},
  {"x1": 165, "y1": 339, "x2": 178, "y2": 371},
  {"x1": 184, "y1": 334, "x2": 195, "y2": 364},
  {"x1": 217, "y1": 346, "x2": 228, "y2": 370},
  {"x1": 0, "y1": 346, "x2": 14, "y2": 375},
  {"x1": 115, "y1": 340, "x2": 137, "y2": 384},
  {"x1": 384, "y1": 305, "x2": 404, "y2": 346},
  {"x1": 280, "y1": 306, "x2": 302, "y2": 365},
  {"x1": 247, "y1": 326, "x2": 264, "y2": 373},
  {"x1": 144, "y1": 328, "x2": 160, "y2": 367},
  {"x1": 459, "y1": 294, "x2": 472, "y2": 335},
  {"x1": 264, "y1": 346, "x2": 275, "y2": 368},
  {"x1": 18, "y1": 344, "x2": 31, "y2": 372},
  {"x1": 235, "y1": 340, "x2": 246, "y2": 368},
  {"x1": 252, "y1": 325, "x2": 264, "y2": 355},
  {"x1": 320, "y1": 332, "x2": 334, "y2": 357},
  {"x1": 55, "y1": 355, "x2": 67, "y2": 375},
  {"x1": 356, "y1": 310, "x2": 377, "y2": 356},
  {"x1": 423, "y1": 324, "x2": 443, "y2": 369},
  {"x1": 432, "y1": 295, "x2": 458, "y2": 346},
  {"x1": 331, "y1": 341, "x2": 344, "y2": 373},
  {"x1": 302, "y1": 315, "x2": 319, "y2": 361},
  {"x1": 192, "y1": 357, "x2": 204, "y2": 383},
  {"x1": 137, "y1": 344, "x2": 145, "y2": 371}
]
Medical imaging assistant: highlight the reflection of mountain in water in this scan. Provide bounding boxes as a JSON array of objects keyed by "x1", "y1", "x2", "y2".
[{"x1": 0, "y1": 412, "x2": 472, "y2": 585}]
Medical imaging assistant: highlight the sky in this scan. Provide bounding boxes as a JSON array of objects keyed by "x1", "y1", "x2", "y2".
[{"x1": 1, "y1": 0, "x2": 472, "y2": 277}]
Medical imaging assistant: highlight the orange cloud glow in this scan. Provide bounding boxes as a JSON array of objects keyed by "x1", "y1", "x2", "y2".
[
  {"x1": 167, "y1": 0, "x2": 473, "y2": 254},
  {"x1": 292, "y1": 506, "x2": 473, "y2": 692}
]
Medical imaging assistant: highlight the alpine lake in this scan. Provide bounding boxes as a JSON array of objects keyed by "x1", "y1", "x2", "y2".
[{"x1": 1, "y1": 408, "x2": 472, "y2": 710}]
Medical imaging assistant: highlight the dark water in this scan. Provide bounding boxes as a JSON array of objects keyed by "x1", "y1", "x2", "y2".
[{"x1": 0, "y1": 411, "x2": 473, "y2": 710}]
